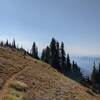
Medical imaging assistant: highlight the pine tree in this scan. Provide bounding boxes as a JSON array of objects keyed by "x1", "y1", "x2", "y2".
[
  {"x1": 41, "y1": 46, "x2": 51, "y2": 63},
  {"x1": 60, "y1": 42, "x2": 67, "y2": 73},
  {"x1": 72, "y1": 61, "x2": 80, "y2": 72},
  {"x1": 93, "y1": 62, "x2": 96, "y2": 74},
  {"x1": 5, "y1": 39, "x2": 9, "y2": 47},
  {"x1": 50, "y1": 38, "x2": 57, "y2": 67},
  {"x1": 12, "y1": 39, "x2": 16, "y2": 48},
  {"x1": 91, "y1": 62, "x2": 100, "y2": 92},
  {"x1": 72, "y1": 60, "x2": 75, "y2": 70},
  {"x1": 55, "y1": 41, "x2": 61, "y2": 71},
  {"x1": 31, "y1": 42, "x2": 39, "y2": 59},
  {"x1": 41, "y1": 49, "x2": 46, "y2": 61},
  {"x1": 91, "y1": 62, "x2": 96, "y2": 83},
  {"x1": 66, "y1": 54, "x2": 71, "y2": 72},
  {"x1": 45, "y1": 46, "x2": 51, "y2": 63},
  {"x1": 0, "y1": 41, "x2": 4, "y2": 47}
]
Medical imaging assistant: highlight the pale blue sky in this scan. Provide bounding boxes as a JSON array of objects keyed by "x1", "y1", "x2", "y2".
[{"x1": 0, "y1": 0, "x2": 100, "y2": 56}]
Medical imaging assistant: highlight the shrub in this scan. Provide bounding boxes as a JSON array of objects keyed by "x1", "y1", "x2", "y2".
[{"x1": 9, "y1": 81, "x2": 28, "y2": 92}]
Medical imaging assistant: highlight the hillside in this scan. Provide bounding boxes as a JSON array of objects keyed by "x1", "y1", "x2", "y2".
[{"x1": 0, "y1": 47, "x2": 100, "y2": 100}]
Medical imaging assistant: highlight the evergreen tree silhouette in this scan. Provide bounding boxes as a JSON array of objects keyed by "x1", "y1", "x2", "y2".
[
  {"x1": 12, "y1": 39, "x2": 16, "y2": 48},
  {"x1": 72, "y1": 61, "x2": 80, "y2": 72},
  {"x1": 91, "y1": 62, "x2": 100, "y2": 92},
  {"x1": 91, "y1": 62, "x2": 97, "y2": 83},
  {"x1": 41, "y1": 38, "x2": 80, "y2": 75},
  {"x1": 31, "y1": 42, "x2": 39, "y2": 59},
  {"x1": 0, "y1": 41, "x2": 4, "y2": 47},
  {"x1": 55, "y1": 41, "x2": 61, "y2": 71},
  {"x1": 5, "y1": 39, "x2": 9, "y2": 47},
  {"x1": 50, "y1": 38, "x2": 57, "y2": 68},
  {"x1": 41, "y1": 46, "x2": 51, "y2": 63},
  {"x1": 60, "y1": 42, "x2": 67, "y2": 73},
  {"x1": 45, "y1": 46, "x2": 51, "y2": 63},
  {"x1": 72, "y1": 60, "x2": 75, "y2": 70},
  {"x1": 41, "y1": 49, "x2": 46, "y2": 61},
  {"x1": 66, "y1": 54, "x2": 71, "y2": 72}
]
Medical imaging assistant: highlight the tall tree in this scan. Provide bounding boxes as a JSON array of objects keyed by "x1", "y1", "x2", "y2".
[
  {"x1": 66, "y1": 54, "x2": 71, "y2": 72},
  {"x1": 55, "y1": 41, "x2": 61, "y2": 71},
  {"x1": 72, "y1": 60, "x2": 75, "y2": 70},
  {"x1": 31, "y1": 42, "x2": 39, "y2": 59},
  {"x1": 72, "y1": 60, "x2": 80, "y2": 71},
  {"x1": 41, "y1": 39, "x2": 61, "y2": 71},
  {"x1": 12, "y1": 39, "x2": 16, "y2": 48},
  {"x1": 50, "y1": 38, "x2": 57, "y2": 67},
  {"x1": 41, "y1": 49, "x2": 46, "y2": 61},
  {"x1": 91, "y1": 62, "x2": 97, "y2": 83},
  {"x1": 60, "y1": 42, "x2": 67, "y2": 73},
  {"x1": 0, "y1": 41, "x2": 4, "y2": 47},
  {"x1": 41, "y1": 46, "x2": 51, "y2": 63},
  {"x1": 5, "y1": 39, "x2": 9, "y2": 47},
  {"x1": 45, "y1": 46, "x2": 51, "y2": 63}
]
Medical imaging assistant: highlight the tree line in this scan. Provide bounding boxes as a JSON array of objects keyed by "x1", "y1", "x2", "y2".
[
  {"x1": 41, "y1": 38, "x2": 81, "y2": 75},
  {"x1": 0, "y1": 38, "x2": 81, "y2": 76},
  {"x1": 91, "y1": 62, "x2": 100, "y2": 93},
  {"x1": 83, "y1": 62, "x2": 100, "y2": 94},
  {"x1": 0, "y1": 39, "x2": 16, "y2": 48},
  {"x1": 0, "y1": 38, "x2": 100, "y2": 93}
]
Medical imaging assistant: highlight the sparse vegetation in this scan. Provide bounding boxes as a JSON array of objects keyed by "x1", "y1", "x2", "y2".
[
  {"x1": 3, "y1": 94, "x2": 29, "y2": 100},
  {"x1": 2, "y1": 81, "x2": 29, "y2": 100},
  {"x1": 91, "y1": 62, "x2": 100, "y2": 93},
  {"x1": 0, "y1": 40, "x2": 100, "y2": 100},
  {"x1": 9, "y1": 81, "x2": 28, "y2": 92},
  {"x1": 3, "y1": 95, "x2": 18, "y2": 100}
]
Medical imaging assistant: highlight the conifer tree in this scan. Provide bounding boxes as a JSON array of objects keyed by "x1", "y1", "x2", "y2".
[
  {"x1": 41, "y1": 46, "x2": 51, "y2": 63},
  {"x1": 66, "y1": 54, "x2": 71, "y2": 72},
  {"x1": 41, "y1": 49, "x2": 46, "y2": 61},
  {"x1": 72, "y1": 61, "x2": 80, "y2": 72},
  {"x1": 31, "y1": 42, "x2": 39, "y2": 59},
  {"x1": 72, "y1": 60, "x2": 75, "y2": 70},
  {"x1": 55, "y1": 41, "x2": 61, "y2": 71},
  {"x1": 91, "y1": 62, "x2": 100, "y2": 92},
  {"x1": 0, "y1": 41, "x2": 4, "y2": 47},
  {"x1": 45, "y1": 46, "x2": 51, "y2": 63},
  {"x1": 60, "y1": 42, "x2": 67, "y2": 73},
  {"x1": 5, "y1": 39, "x2": 9, "y2": 47},
  {"x1": 12, "y1": 39, "x2": 16, "y2": 48},
  {"x1": 50, "y1": 38, "x2": 57, "y2": 67},
  {"x1": 91, "y1": 62, "x2": 96, "y2": 83}
]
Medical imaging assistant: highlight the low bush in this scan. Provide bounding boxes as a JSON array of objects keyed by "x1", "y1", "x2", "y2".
[{"x1": 9, "y1": 81, "x2": 28, "y2": 92}]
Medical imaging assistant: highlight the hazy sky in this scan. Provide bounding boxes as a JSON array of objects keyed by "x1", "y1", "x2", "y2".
[{"x1": 0, "y1": 0, "x2": 100, "y2": 56}]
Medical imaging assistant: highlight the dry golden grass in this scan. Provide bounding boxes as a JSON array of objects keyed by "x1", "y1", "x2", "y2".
[
  {"x1": 3, "y1": 95, "x2": 18, "y2": 100},
  {"x1": 9, "y1": 80, "x2": 28, "y2": 92},
  {"x1": 0, "y1": 47, "x2": 100, "y2": 100}
]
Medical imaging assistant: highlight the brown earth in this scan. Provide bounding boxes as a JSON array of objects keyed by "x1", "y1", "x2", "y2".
[{"x1": 0, "y1": 47, "x2": 100, "y2": 100}]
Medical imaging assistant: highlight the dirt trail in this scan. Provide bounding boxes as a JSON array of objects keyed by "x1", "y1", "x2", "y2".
[
  {"x1": 0, "y1": 47, "x2": 100, "y2": 100},
  {"x1": 0, "y1": 61, "x2": 30, "y2": 100}
]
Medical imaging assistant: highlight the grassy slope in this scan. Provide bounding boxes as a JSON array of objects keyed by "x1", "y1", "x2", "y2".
[{"x1": 0, "y1": 47, "x2": 100, "y2": 100}]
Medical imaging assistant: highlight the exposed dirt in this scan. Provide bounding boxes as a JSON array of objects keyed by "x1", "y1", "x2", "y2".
[{"x1": 0, "y1": 47, "x2": 100, "y2": 100}]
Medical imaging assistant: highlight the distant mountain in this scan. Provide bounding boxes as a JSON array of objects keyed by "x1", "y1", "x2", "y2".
[{"x1": 71, "y1": 56, "x2": 100, "y2": 77}]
